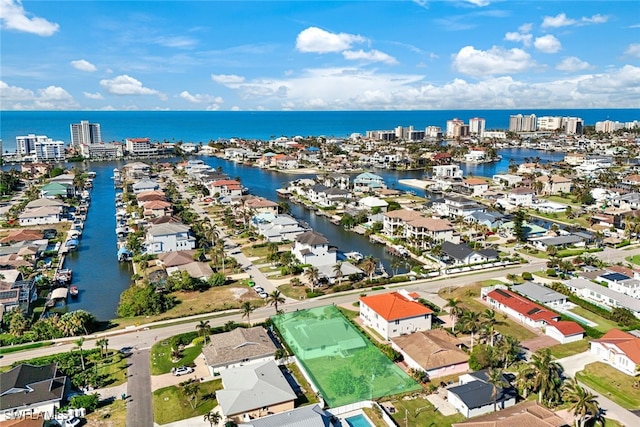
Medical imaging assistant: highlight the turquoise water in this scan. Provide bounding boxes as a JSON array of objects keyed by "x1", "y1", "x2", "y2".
[{"x1": 345, "y1": 414, "x2": 373, "y2": 427}]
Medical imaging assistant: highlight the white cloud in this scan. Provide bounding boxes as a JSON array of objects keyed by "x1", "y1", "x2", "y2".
[
  {"x1": 0, "y1": 0, "x2": 59, "y2": 36},
  {"x1": 178, "y1": 90, "x2": 223, "y2": 104},
  {"x1": 625, "y1": 43, "x2": 640, "y2": 58},
  {"x1": 581, "y1": 14, "x2": 608, "y2": 24},
  {"x1": 295, "y1": 27, "x2": 367, "y2": 54},
  {"x1": 504, "y1": 31, "x2": 532, "y2": 46},
  {"x1": 518, "y1": 23, "x2": 533, "y2": 33},
  {"x1": 211, "y1": 74, "x2": 246, "y2": 86},
  {"x1": 70, "y1": 59, "x2": 97, "y2": 72},
  {"x1": 83, "y1": 92, "x2": 104, "y2": 100},
  {"x1": 342, "y1": 49, "x2": 398, "y2": 64},
  {"x1": 99, "y1": 75, "x2": 162, "y2": 97},
  {"x1": 452, "y1": 46, "x2": 535, "y2": 76},
  {"x1": 541, "y1": 13, "x2": 576, "y2": 28},
  {"x1": 0, "y1": 80, "x2": 77, "y2": 109},
  {"x1": 534, "y1": 35, "x2": 561, "y2": 53},
  {"x1": 464, "y1": 0, "x2": 491, "y2": 6},
  {"x1": 556, "y1": 57, "x2": 591, "y2": 72},
  {"x1": 154, "y1": 36, "x2": 197, "y2": 49}
]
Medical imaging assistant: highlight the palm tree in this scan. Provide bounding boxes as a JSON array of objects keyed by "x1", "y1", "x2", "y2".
[
  {"x1": 460, "y1": 310, "x2": 483, "y2": 350},
  {"x1": 332, "y1": 262, "x2": 343, "y2": 285},
  {"x1": 303, "y1": 266, "x2": 320, "y2": 292},
  {"x1": 523, "y1": 348, "x2": 563, "y2": 405},
  {"x1": 495, "y1": 335, "x2": 520, "y2": 369},
  {"x1": 267, "y1": 289, "x2": 285, "y2": 313},
  {"x1": 241, "y1": 301, "x2": 255, "y2": 327},
  {"x1": 562, "y1": 378, "x2": 603, "y2": 427},
  {"x1": 196, "y1": 320, "x2": 210, "y2": 344},
  {"x1": 444, "y1": 298, "x2": 463, "y2": 332},
  {"x1": 204, "y1": 410, "x2": 221, "y2": 427},
  {"x1": 486, "y1": 368, "x2": 507, "y2": 413},
  {"x1": 361, "y1": 256, "x2": 377, "y2": 282},
  {"x1": 75, "y1": 338, "x2": 86, "y2": 371},
  {"x1": 481, "y1": 309, "x2": 504, "y2": 347}
]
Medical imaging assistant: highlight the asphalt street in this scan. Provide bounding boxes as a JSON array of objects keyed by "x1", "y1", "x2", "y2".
[{"x1": 126, "y1": 349, "x2": 153, "y2": 427}]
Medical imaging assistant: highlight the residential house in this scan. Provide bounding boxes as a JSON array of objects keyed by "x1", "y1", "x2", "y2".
[
  {"x1": 382, "y1": 209, "x2": 423, "y2": 238},
  {"x1": 589, "y1": 329, "x2": 640, "y2": 376},
  {"x1": 529, "y1": 235, "x2": 586, "y2": 252},
  {"x1": 166, "y1": 262, "x2": 214, "y2": 280},
  {"x1": 441, "y1": 242, "x2": 498, "y2": 266},
  {"x1": 18, "y1": 207, "x2": 63, "y2": 226},
  {"x1": 142, "y1": 200, "x2": 172, "y2": 218},
  {"x1": 216, "y1": 361, "x2": 297, "y2": 423},
  {"x1": 0, "y1": 276, "x2": 37, "y2": 313},
  {"x1": 144, "y1": 222, "x2": 196, "y2": 254},
  {"x1": 465, "y1": 211, "x2": 504, "y2": 230},
  {"x1": 432, "y1": 164, "x2": 463, "y2": 178},
  {"x1": 0, "y1": 230, "x2": 44, "y2": 245},
  {"x1": 317, "y1": 173, "x2": 350, "y2": 190},
  {"x1": 307, "y1": 185, "x2": 350, "y2": 208},
  {"x1": 496, "y1": 187, "x2": 536, "y2": 209},
  {"x1": 447, "y1": 370, "x2": 517, "y2": 418},
  {"x1": 244, "y1": 198, "x2": 279, "y2": 215},
  {"x1": 131, "y1": 178, "x2": 160, "y2": 194},
  {"x1": 353, "y1": 172, "x2": 386, "y2": 192},
  {"x1": 535, "y1": 175, "x2": 572, "y2": 195},
  {"x1": 275, "y1": 155, "x2": 298, "y2": 170},
  {"x1": 358, "y1": 196, "x2": 389, "y2": 212},
  {"x1": 359, "y1": 290, "x2": 433, "y2": 340},
  {"x1": 237, "y1": 404, "x2": 334, "y2": 427},
  {"x1": 39, "y1": 182, "x2": 74, "y2": 199},
  {"x1": 405, "y1": 217, "x2": 457, "y2": 249},
  {"x1": 156, "y1": 250, "x2": 198, "y2": 268},
  {"x1": 391, "y1": 329, "x2": 469, "y2": 379},
  {"x1": 463, "y1": 178, "x2": 489, "y2": 196},
  {"x1": 256, "y1": 215, "x2": 308, "y2": 243},
  {"x1": 492, "y1": 174, "x2": 523, "y2": 188},
  {"x1": 499, "y1": 221, "x2": 547, "y2": 240},
  {"x1": 123, "y1": 162, "x2": 151, "y2": 179},
  {"x1": 565, "y1": 152, "x2": 587, "y2": 166},
  {"x1": 451, "y1": 400, "x2": 568, "y2": 427},
  {"x1": 292, "y1": 231, "x2": 337, "y2": 266},
  {"x1": 201, "y1": 327, "x2": 278, "y2": 376},
  {"x1": 136, "y1": 190, "x2": 166, "y2": 203},
  {"x1": 564, "y1": 278, "x2": 640, "y2": 319},
  {"x1": 209, "y1": 180, "x2": 243, "y2": 197},
  {"x1": 0, "y1": 364, "x2": 69, "y2": 421},
  {"x1": 511, "y1": 282, "x2": 567, "y2": 308},
  {"x1": 431, "y1": 196, "x2": 485, "y2": 218},
  {"x1": 612, "y1": 192, "x2": 640, "y2": 210}
]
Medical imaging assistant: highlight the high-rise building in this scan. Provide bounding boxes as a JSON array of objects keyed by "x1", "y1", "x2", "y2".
[
  {"x1": 34, "y1": 139, "x2": 65, "y2": 161},
  {"x1": 563, "y1": 117, "x2": 583, "y2": 135},
  {"x1": 509, "y1": 114, "x2": 537, "y2": 132},
  {"x1": 468, "y1": 117, "x2": 486, "y2": 135},
  {"x1": 537, "y1": 116, "x2": 563, "y2": 131},
  {"x1": 70, "y1": 120, "x2": 102, "y2": 147},
  {"x1": 16, "y1": 134, "x2": 49, "y2": 155},
  {"x1": 446, "y1": 118, "x2": 467, "y2": 138}
]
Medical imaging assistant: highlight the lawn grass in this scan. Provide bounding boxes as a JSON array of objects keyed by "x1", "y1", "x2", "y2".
[
  {"x1": 625, "y1": 254, "x2": 640, "y2": 266},
  {"x1": 84, "y1": 398, "x2": 127, "y2": 427},
  {"x1": 243, "y1": 245, "x2": 270, "y2": 258},
  {"x1": 150, "y1": 343, "x2": 203, "y2": 375},
  {"x1": 286, "y1": 362, "x2": 319, "y2": 406},
  {"x1": 438, "y1": 283, "x2": 538, "y2": 342},
  {"x1": 278, "y1": 283, "x2": 308, "y2": 300},
  {"x1": 362, "y1": 406, "x2": 388, "y2": 427},
  {"x1": 152, "y1": 379, "x2": 223, "y2": 425},
  {"x1": 96, "y1": 351, "x2": 129, "y2": 387},
  {"x1": 337, "y1": 306, "x2": 359, "y2": 320},
  {"x1": 386, "y1": 397, "x2": 465, "y2": 427},
  {"x1": 568, "y1": 306, "x2": 618, "y2": 333},
  {"x1": 547, "y1": 339, "x2": 590, "y2": 359},
  {"x1": 576, "y1": 362, "x2": 640, "y2": 410}
]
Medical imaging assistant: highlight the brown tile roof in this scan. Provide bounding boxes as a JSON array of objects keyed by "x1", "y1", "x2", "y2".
[
  {"x1": 201, "y1": 327, "x2": 277, "y2": 368},
  {"x1": 392, "y1": 329, "x2": 468, "y2": 371},
  {"x1": 406, "y1": 217, "x2": 453, "y2": 231},
  {"x1": 157, "y1": 250, "x2": 197, "y2": 267},
  {"x1": 0, "y1": 230, "x2": 44, "y2": 244},
  {"x1": 452, "y1": 400, "x2": 567, "y2": 427}
]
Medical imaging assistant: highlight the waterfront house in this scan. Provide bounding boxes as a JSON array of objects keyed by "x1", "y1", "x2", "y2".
[
  {"x1": 244, "y1": 197, "x2": 279, "y2": 215},
  {"x1": 142, "y1": 200, "x2": 173, "y2": 218},
  {"x1": 440, "y1": 242, "x2": 498, "y2": 266},
  {"x1": 144, "y1": 222, "x2": 196, "y2": 254},
  {"x1": 353, "y1": 172, "x2": 386, "y2": 192},
  {"x1": 0, "y1": 230, "x2": 44, "y2": 245},
  {"x1": 18, "y1": 206, "x2": 63, "y2": 226},
  {"x1": 432, "y1": 164, "x2": 463, "y2": 178},
  {"x1": 492, "y1": 174, "x2": 523, "y2": 188},
  {"x1": 201, "y1": 327, "x2": 278, "y2": 376},
  {"x1": 405, "y1": 217, "x2": 457, "y2": 249},
  {"x1": 359, "y1": 290, "x2": 433, "y2": 340},
  {"x1": 450, "y1": 401, "x2": 567, "y2": 427},
  {"x1": 317, "y1": 173, "x2": 350, "y2": 190},
  {"x1": 391, "y1": 329, "x2": 469, "y2": 379},
  {"x1": 382, "y1": 209, "x2": 423, "y2": 238},
  {"x1": 564, "y1": 278, "x2": 640, "y2": 319},
  {"x1": 431, "y1": 196, "x2": 485, "y2": 218},
  {"x1": 156, "y1": 250, "x2": 198, "y2": 268},
  {"x1": 589, "y1": 329, "x2": 640, "y2": 376},
  {"x1": 358, "y1": 196, "x2": 389, "y2": 212},
  {"x1": 136, "y1": 190, "x2": 166, "y2": 203},
  {"x1": 39, "y1": 182, "x2": 74, "y2": 199},
  {"x1": 0, "y1": 364, "x2": 69, "y2": 421},
  {"x1": 534, "y1": 174, "x2": 572, "y2": 195},
  {"x1": 307, "y1": 185, "x2": 350, "y2": 208},
  {"x1": 123, "y1": 162, "x2": 151, "y2": 179},
  {"x1": 166, "y1": 261, "x2": 214, "y2": 280},
  {"x1": 0, "y1": 275, "x2": 36, "y2": 313},
  {"x1": 275, "y1": 155, "x2": 298, "y2": 170},
  {"x1": 256, "y1": 215, "x2": 308, "y2": 243},
  {"x1": 132, "y1": 178, "x2": 160, "y2": 194},
  {"x1": 447, "y1": 370, "x2": 517, "y2": 418},
  {"x1": 464, "y1": 211, "x2": 504, "y2": 230},
  {"x1": 209, "y1": 179, "x2": 243, "y2": 197},
  {"x1": 216, "y1": 361, "x2": 297, "y2": 424},
  {"x1": 496, "y1": 187, "x2": 536, "y2": 209},
  {"x1": 292, "y1": 231, "x2": 337, "y2": 266},
  {"x1": 462, "y1": 178, "x2": 489, "y2": 196}
]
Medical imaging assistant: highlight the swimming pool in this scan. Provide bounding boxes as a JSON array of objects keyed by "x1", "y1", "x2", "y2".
[{"x1": 345, "y1": 414, "x2": 374, "y2": 427}]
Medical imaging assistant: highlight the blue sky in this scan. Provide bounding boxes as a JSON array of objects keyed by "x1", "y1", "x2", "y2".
[{"x1": 1, "y1": 0, "x2": 639, "y2": 111}]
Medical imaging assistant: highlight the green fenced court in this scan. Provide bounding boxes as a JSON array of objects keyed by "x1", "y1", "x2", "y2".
[{"x1": 272, "y1": 305, "x2": 421, "y2": 407}]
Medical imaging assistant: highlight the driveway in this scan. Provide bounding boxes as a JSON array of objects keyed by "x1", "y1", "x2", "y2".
[
  {"x1": 558, "y1": 350, "x2": 600, "y2": 377},
  {"x1": 150, "y1": 354, "x2": 211, "y2": 391},
  {"x1": 127, "y1": 349, "x2": 153, "y2": 427},
  {"x1": 521, "y1": 335, "x2": 558, "y2": 353}
]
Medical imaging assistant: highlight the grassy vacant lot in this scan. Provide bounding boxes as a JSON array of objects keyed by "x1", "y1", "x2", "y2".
[
  {"x1": 625, "y1": 254, "x2": 640, "y2": 266},
  {"x1": 84, "y1": 398, "x2": 127, "y2": 427},
  {"x1": 286, "y1": 363, "x2": 319, "y2": 406},
  {"x1": 278, "y1": 283, "x2": 308, "y2": 300},
  {"x1": 547, "y1": 339, "x2": 590, "y2": 359},
  {"x1": 152, "y1": 379, "x2": 223, "y2": 425},
  {"x1": 439, "y1": 283, "x2": 538, "y2": 342},
  {"x1": 387, "y1": 397, "x2": 465, "y2": 426},
  {"x1": 568, "y1": 306, "x2": 618, "y2": 333},
  {"x1": 151, "y1": 342, "x2": 203, "y2": 376},
  {"x1": 576, "y1": 362, "x2": 640, "y2": 410},
  {"x1": 96, "y1": 351, "x2": 129, "y2": 387}
]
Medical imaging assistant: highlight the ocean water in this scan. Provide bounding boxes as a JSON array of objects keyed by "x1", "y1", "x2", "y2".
[{"x1": 1, "y1": 109, "x2": 638, "y2": 151}]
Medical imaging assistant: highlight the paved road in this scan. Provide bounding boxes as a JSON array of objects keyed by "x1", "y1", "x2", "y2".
[{"x1": 127, "y1": 349, "x2": 153, "y2": 427}]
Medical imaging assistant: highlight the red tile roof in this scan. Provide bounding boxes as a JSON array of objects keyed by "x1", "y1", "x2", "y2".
[
  {"x1": 594, "y1": 329, "x2": 640, "y2": 364},
  {"x1": 360, "y1": 292, "x2": 433, "y2": 321},
  {"x1": 548, "y1": 320, "x2": 584, "y2": 336},
  {"x1": 486, "y1": 289, "x2": 559, "y2": 323}
]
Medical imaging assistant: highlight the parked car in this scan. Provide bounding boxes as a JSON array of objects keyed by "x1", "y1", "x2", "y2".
[
  {"x1": 258, "y1": 292, "x2": 269, "y2": 298},
  {"x1": 254, "y1": 286, "x2": 264, "y2": 293},
  {"x1": 172, "y1": 366, "x2": 194, "y2": 376},
  {"x1": 65, "y1": 418, "x2": 82, "y2": 427}
]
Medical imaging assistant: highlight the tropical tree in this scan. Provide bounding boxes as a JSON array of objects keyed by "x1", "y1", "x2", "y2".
[
  {"x1": 182, "y1": 379, "x2": 201, "y2": 409},
  {"x1": 445, "y1": 298, "x2": 464, "y2": 332},
  {"x1": 361, "y1": 256, "x2": 377, "y2": 282},
  {"x1": 204, "y1": 410, "x2": 222, "y2": 427},
  {"x1": 267, "y1": 289, "x2": 285, "y2": 313},
  {"x1": 481, "y1": 309, "x2": 504, "y2": 347},
  {"x1": 241, "y1": 301, "x2": 255, "y2": 327},
  {"x1": 495, "y1": 335, "x2": 521, "y2": 369},
  {"x1": 332, "y1": 262, "x2": 344, "y2": 285},
  {"x1": 523, "y1": 348, "x2": 563, "y2": 405},
  {"x1": 75, "y1": 338, "x2": 86, "y2": 371},
  {"x1": 196, "y1": 320, "x2": 211, "y2": 344},
  {"x1": 460, "y1": 310, "x2": 483, "y2": 350},
  {"x1": 486, "y1": 368, "x2": 508, "y2": 413},
  {"x1": 303, "y1": 266, "x2": 320, "y2": 292},
  {"x1": 561, "y1": 378, "x2": 603, "y2": 427}
]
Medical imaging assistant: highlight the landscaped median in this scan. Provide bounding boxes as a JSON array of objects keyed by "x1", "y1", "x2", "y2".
[
  {"x1": 575, "y1": 362, "x2": 640, "y2": 411},
  {"x1": 150, "y1": 331, "x2": 204, "y2": 375}
]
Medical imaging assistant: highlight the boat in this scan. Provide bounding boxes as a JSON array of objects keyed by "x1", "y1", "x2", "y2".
[
  {"x1": 344, "y1": 251, "x2": 364, "y2": 262},
  {"x1": 69, "y1": 286, "x2": 79, "y2": 297},
  {"x1": 54, "y1": 268, "x2": 72, "y2": 283}
]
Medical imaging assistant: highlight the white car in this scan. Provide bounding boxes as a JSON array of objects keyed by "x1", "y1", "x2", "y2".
[
  {"x1": 65, "y1": 418, "x2": 82, "y2": 427},
  {"x1": 258, "y1": 292, "x2": 269, "y2": 299},
  {"x1": 254, "y1": 286, "x2": 264, "y2": 293},
  {"x1": 173, "y1": 366, "x2": 194, "y2": 376}
]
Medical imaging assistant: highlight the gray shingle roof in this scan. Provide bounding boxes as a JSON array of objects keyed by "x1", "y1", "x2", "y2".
[
  {"x1": 201, "y1": 327, "x2": 277, "y2": 369},
  {"x1": 238, "y1": 404, "x2": 333, "y2": 427},
  {"x1": 0, "y1": 363, "x2": 67, "y2": 411},
  {"x1": 448, "y1": 370, "x2": 517, "y2": 410},
  {"x1": 295, "y1": 231, "x2": 329, "y2": 245}
]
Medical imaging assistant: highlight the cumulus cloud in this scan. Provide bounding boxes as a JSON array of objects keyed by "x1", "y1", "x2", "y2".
[
  {"x1": 556, "y1": 57, "x2": 591, "y2": 72},
  {"x1": 534, "y1": 35, "x2": 561, "y2": 53},
  {"x1": 83, "y1": 92, "x2": 104, "y2": 100},
  {"x1": 342, "y1": 49, "x2": 398, "y2": 64},
  {"x1": 452, "y1": 46, "x2": 535, "y2": 76},
  {"x1": 99, "y1": 75, "x2": 162, "y2": 97},
  {"x1": 295, "y1": 27, "x2": 367, "y2": 54},
  {"x1": 70, "y1": 59, "x2": 97, "y2": 72},
  {"x1": 178, "y1": 90, "x2": 223, "y2": 104},
  {"x1": 211, "y1": 74, "x2": 246, "y2": 86},
  {"x1": 504, "y1": 31, "x2": 532, "y2": 46},
  {"x1": 625, "y1": 43, "x2": 640, "y2": 58},
  {"x1": 0, "y1": 80, "x2": 77, "y2": 109},
  {"x1": 0, "y1": 0, "x2": 59, "y2": 36}
]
